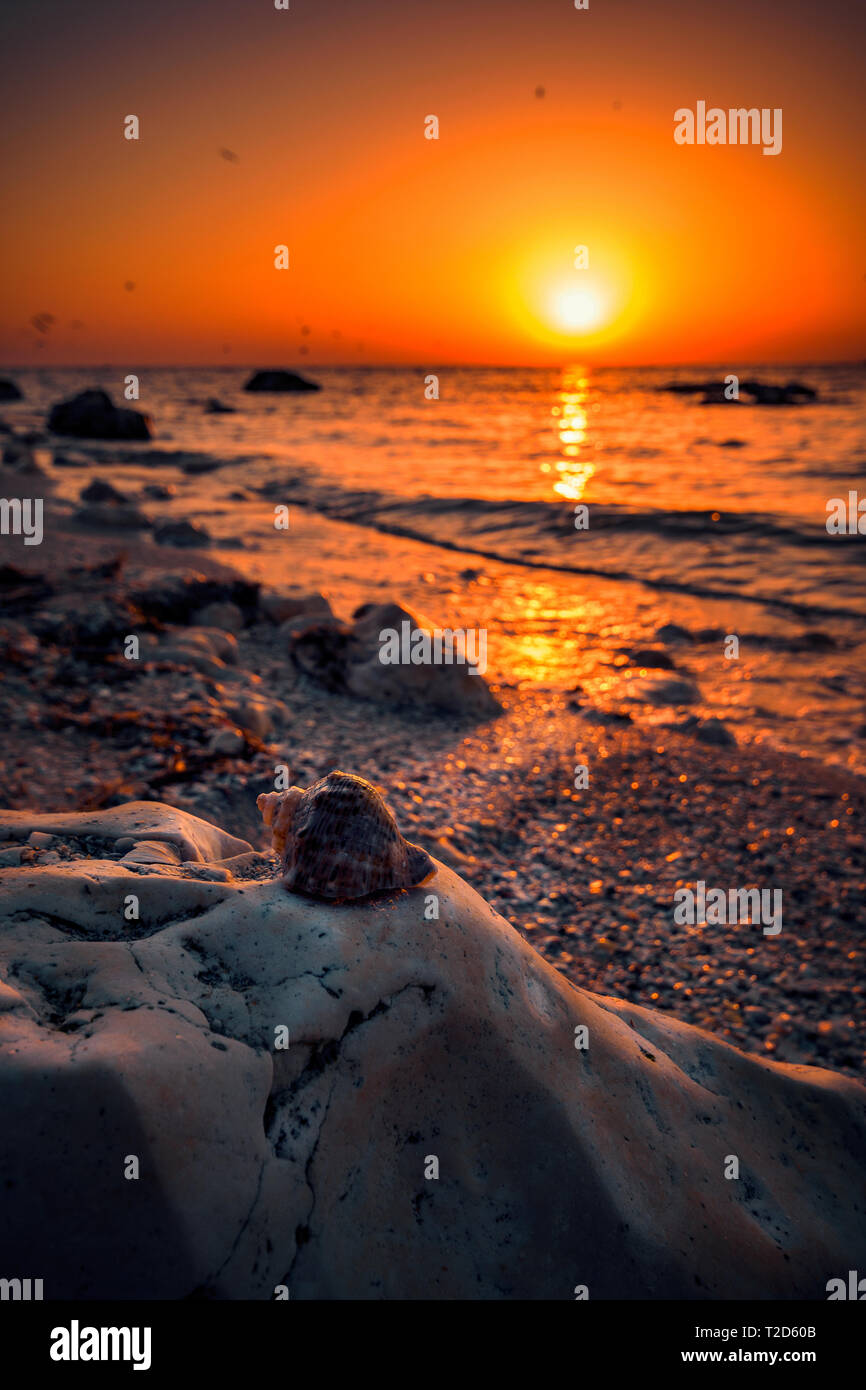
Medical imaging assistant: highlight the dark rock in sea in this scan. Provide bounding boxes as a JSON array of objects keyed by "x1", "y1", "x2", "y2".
[
  {"x1": 48, "y1": 389, "x2": 151, "y2": 440},
  {"x1": 639, "y1": 676, "x2": 701, "y2": 706},
  {"x1": 740, "y1": 380, "x2": 818, "y2": 406},
  {"x1": 655, "y1": 623, "x2": 692, "y2": 645},
  {"x1": 627, "y1": 647, "x2": 676, "y2": 670},
  {"x1": 580, "y1": 707, "x2": 633, "y2": 725},
  {"x1": 141, "y1": 482, "x2": 176, "y2": 500},
  {"x1": 80, "y1": 479, "x2": 128, "y2": 504},
  {"x1": 799, "y1": 630, "x2": 837, "y2": 651},
  {"x1": 662, "y1": 378, "x2": 818, "y2": 407},
  {"x1": 181, "y1": 456, "x2": 223, "y2": 474},
  {"x1": 0, "y1": 379, "x2": 22, "y2": 402},
  {"x1": 153, "y1": 519, "x2": 212, "y2": 548},
  {"x1": 699, "y1": 384, "x2": 740, "y2": 404},
  {"x1": 719, "y1": 438, "x2": 745, "y2": 448},
  {"x1": 661, "y1": 378, "x2": 722, "y2": 394},
  {"x1": 204, "y1": 398, "x2": 236, "y2": 414},
  {"x1": 243, "y1": 369, "x2": 321, "y2": 393}
]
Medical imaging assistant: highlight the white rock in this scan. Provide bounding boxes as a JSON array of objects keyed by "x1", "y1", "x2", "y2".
[{"x1": 0, "y1": 800, "x2": 864, "y2": 1299}]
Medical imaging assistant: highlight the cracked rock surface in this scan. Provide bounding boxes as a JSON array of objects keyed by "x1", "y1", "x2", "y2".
[{"x1": 1, "y1": 800, "x2": 865, "y2": 1299}]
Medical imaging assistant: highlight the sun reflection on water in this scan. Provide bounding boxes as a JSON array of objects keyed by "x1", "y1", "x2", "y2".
[{"x1": 547, "y1": 366, "x2": 596, "y2": 501}]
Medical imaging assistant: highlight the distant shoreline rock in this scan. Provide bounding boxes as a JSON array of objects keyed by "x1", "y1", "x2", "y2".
[
  {"x1": 659, "y1": 379, "x2": 818, "y2": 406},
  {"x1": 243, "y1": 369, "x2": 321, "y2": 393}
]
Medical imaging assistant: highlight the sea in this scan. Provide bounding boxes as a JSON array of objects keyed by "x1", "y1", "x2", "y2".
[{"x1": 6, "y1": 363, "x2": 866, "y2": 773}]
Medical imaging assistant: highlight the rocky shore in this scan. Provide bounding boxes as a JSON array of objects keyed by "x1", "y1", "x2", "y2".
[{"x1": 1, "y1": 490, "x2": 863, "y2": 1080}]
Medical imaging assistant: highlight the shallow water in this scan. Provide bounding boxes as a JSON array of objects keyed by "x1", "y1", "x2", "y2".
[{"x1": 7, "y1": 363, "x2": 866, "y2": 772}]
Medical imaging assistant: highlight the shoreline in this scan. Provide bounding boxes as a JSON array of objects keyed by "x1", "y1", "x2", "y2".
[{"x1": 2, "y1": 492, "x2": 863, "y2": 1079}]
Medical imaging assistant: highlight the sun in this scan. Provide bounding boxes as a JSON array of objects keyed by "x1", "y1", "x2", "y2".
[{"x1": 550, "y1": 285, "x2": 607, "y2": 333}]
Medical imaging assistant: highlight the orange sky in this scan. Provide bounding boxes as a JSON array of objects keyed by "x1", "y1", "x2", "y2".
[{"x1": 1, "y1": 0, "x2": 864, "y2": 365}]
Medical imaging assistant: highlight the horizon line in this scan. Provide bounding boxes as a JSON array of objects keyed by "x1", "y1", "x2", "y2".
[{"x1": 2, "y1": 359, "x2": 864, "y2": 372}]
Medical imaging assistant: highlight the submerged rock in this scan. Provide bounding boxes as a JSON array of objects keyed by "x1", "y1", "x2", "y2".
[
  {"x1": 1, "y1": 798, "x2": 864, "y2": 1298},
  {"x1": 243, "y1": 369, "x2": 321, "y2": 393},
  {"x1": 48, "y1": 389, "x2": 151, "y2": 441},
  {"x1": 638, "y1": 675, "x2": 701, "y2": 706},
  {"x1": 627, "y1": 647, "x2": 676, "y2": 670}
]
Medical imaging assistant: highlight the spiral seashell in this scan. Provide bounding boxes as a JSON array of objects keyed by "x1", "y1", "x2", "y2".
[{"x1": 257, "y1": 770, "x2": 434, "y2": 900}]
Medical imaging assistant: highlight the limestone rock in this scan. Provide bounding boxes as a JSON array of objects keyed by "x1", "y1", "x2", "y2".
[{"x1": 1, "y1": 800, "x2": 864, "y2": 1299}]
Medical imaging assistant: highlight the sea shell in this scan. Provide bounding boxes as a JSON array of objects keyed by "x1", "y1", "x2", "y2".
[{"x1": 257, "y1": 770, "x2": 434, "y2": 900}]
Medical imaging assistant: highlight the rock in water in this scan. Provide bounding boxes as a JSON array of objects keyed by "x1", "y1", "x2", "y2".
[
  {"x1": 243, "y1": 370, "x2": 321, "y2": 393},
  {"x1": 1, "y1": 798, "x2": 864, "y2": 1299},
  {"x1": 0, "y1": 378, "x2": 23, "y2": 402},
  {"x1": 47, "y1": 389, "x2": 151, "y2": 441},
  {"x1": 258, "y1": 770, "x2": 434, "y2": 899}
]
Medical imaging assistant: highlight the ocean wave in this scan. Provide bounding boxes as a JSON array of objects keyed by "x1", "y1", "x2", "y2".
[{"x1": 274, "y1": 479, "x2": 865, "y2": 620}]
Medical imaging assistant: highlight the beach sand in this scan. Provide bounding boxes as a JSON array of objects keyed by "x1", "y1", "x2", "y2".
[{"x1": 2, "y1": 477, "x2": 862, "y2": 1078}]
